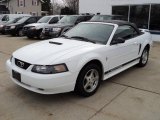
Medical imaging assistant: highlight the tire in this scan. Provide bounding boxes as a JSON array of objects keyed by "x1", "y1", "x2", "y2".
[
  {"x1": 137, "y1": 47, "x2": 149, "y2": 67},
  {"x1": 18, "y1": 29, "x2": 24, "y2": 37},
  {"x1": 75, "y1": 64, "x2": 102, "y2": 97},
  {"x1": 11, "y1": 33, "x2": 16, "y2": 36},
  {"x1": 27, "y1": 35, "x2": 34, "y2": 39},
  {"x1": 1, "y1": 31, "x2": 5, "y2": 35},
  {"x1": 38, "y1": 31, "x2": 45, "y2": 40}
]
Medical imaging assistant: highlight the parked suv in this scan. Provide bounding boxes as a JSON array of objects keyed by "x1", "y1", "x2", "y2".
[
  {"x1": 0, "y1": 14, "x2": 31, "y2": 23},
  {"x1": 43, "y1": 15, "x2": 93, "y2": 39},
  {"x1": 90, "y1": 15, "x2": 126, "y2": 21},
  {"x1": 0, "y1": 17, "x2": 22, "y2": 34},
  {"x1": 23, "y1": 15, "x2": 64, "y2": 39},
  {"x1": 5, "y1": 16, "x2": 41, "y2": 36}
]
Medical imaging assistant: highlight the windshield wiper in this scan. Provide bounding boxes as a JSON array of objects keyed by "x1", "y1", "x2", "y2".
[
  {"x1": 70, "y1": 36, "x2": 96, "y2": 44},
  {"x1": 60, "y1": 34, "x2": 70, "y2": 39}
]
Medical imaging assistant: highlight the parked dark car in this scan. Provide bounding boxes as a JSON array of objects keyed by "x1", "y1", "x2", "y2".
[
  {"x1": 90, "y1": 15, "x2": 126, "y2": 21},
  {"x1": 5, "y1": 16, "x2": 41, "y2": 36},
  {"x1": 43, "y1": 15, "x2": 93, "y2": 39},
  {"x1": 23, "y1": 15, "x2": 64, "y2": 39},
  {"x1": 0, "y1": 17, "x2": 22, "y2": 34}
]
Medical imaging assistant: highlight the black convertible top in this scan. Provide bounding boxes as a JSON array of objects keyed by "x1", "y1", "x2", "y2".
[{"x1": 89, "y1": 20, "x2": 141, "y2": 34}]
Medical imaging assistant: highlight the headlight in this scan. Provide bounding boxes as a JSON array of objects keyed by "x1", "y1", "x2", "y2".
[
  {"x1": 30, "y1": 27, "x2": 36, "y2": 30},
  {"x1": 0, "y1": 25, "x2": 4, "y2": 28},
  {"x1": 10, "y1": 26, "x2": 15, "y2": 29},
  {"x1": 31, "y1": 64, "x2": 68, "y2": 74},
  {"x1": 52, "y1": 28, "x2": 61, "y2": 32}
]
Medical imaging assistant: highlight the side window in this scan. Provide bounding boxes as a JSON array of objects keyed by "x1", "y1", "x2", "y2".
[
  {"x1": 27, "y1": 17, "x2": 36, "y2": 23},
  {"x1": 49, "y1": 17, "x2": 59, "y2": 24},
  {"x1": 113, "y1": 25, "x2": 138, "y2": 40},
  {"x1": 84, "y1": 16, "x2": 92, "y2": 21}
]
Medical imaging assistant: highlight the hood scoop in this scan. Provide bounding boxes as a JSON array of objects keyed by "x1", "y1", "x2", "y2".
[{"x1": 49, "y1": 41, "x2": 62, "y2": 45}]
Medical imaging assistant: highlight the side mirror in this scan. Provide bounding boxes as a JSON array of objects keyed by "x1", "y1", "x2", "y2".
[{"x1": 111, "y1": 37, "x2": 125, "y2": 45}]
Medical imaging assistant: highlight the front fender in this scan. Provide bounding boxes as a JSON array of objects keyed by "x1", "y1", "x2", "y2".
[{"x1": 76, "y1": 53, "x2": 105, "y2": 73}]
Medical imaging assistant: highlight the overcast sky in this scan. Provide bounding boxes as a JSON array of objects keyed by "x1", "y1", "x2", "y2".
[{"x1": 52, "y1": 0, "x2": 64, "y2": 4}]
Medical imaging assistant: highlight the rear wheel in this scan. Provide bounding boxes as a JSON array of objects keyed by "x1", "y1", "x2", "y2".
[
  {"x1": 75, "y1": 64, "x2": 102, "y2": 97},
  {"x1": 137, "y1": 47, "x2": 149, "y2": 67}
]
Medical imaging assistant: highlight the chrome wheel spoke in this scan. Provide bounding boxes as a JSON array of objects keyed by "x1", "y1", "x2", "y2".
[
  {"x1": 142, "y1": 50, "x2": 148, "y2": 64},
  {"x1": 83, "y1": 69, "x2": 99, "y2": 93}
]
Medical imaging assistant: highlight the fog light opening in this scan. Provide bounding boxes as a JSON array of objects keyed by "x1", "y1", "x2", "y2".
[{"x1": 38, "y1": 88, "x2": 44, "y2": 91}]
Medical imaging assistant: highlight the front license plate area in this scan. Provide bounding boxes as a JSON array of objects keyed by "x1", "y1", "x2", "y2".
[{"x1": 12, "y1": 70, "x2": 21, "y2": 82}]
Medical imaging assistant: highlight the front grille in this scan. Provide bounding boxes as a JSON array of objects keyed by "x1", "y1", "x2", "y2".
[
  {"x1": 5, "y1": 26, "x2": 10, "y2": 30},
  {"x1": 23, "y1": 27, "x2": 30, "y2": 30},
  {"x1": 15, "y1": 58, "x2": 31, "y2": 70},
  {"x1": 45, "y1": 28, "x2": 51, "y2": 32}
]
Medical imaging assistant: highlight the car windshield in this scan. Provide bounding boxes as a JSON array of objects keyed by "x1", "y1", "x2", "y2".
[
  {"x1": 64, "y1": 23, "x2": 114, "y2": 44},
  {"x1": 58, "y1": 16, "x2": 79, "y2": 24},
  {"x1": 37, "y1": 16, "x2": 51, "y2": 23},
  {"x1": 7, "y1": 17, "x2": 22, "y2": 24},
  {"x1": 17, "y1": 16, "x2": 30, "y2": 23}
]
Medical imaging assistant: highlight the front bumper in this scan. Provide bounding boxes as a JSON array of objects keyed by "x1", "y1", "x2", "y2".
[
  {"x1": 0, "y1": 27, "x2": 5, "y2": 33},
  {"x1": 5, "y1": 28, "x2": 17, "y2": 35},
  {"x1": 23, "y1": 29, "x2": 40, "y2": 37},
  {"x1": 43, "y1": 30, "x2": 60, "y2": 38},
  {"x1": 6, "y1": 60, "x2": 76, "y2": 94}
]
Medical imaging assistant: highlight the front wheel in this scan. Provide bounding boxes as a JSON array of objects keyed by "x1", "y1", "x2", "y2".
[
  {"x1": 38, "y1": 32, "x2": 45, "y2": 40},
  {"x1": 27, "y1": 35, "x2": 34, "y2": 39},
  {"x1": 75, "y1": 64, "x2": 102, "y2": 97},
  {"x1": 137, "y1": 47, "x2": 149, "y2": 67},
  {"x1": 18, "y1": 29, "x2": 24, "y2": 37}
]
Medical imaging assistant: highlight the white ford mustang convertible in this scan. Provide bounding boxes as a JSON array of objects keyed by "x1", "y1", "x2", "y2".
[{"x1": 6, "y1": 20, "x2": 152, "y2": 97}]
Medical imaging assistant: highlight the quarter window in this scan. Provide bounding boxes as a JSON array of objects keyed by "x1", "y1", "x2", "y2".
[{"x1": 113, "y1": 25, "x2": 138, "y2": 40}]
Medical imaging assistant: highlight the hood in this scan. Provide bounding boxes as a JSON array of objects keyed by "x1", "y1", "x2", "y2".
[
  {"x1": 0, "y1": 22, "x2": 7, "y2": 25},
  {"x1": 13, "y1": 38, "x2": 97, "y2": 65},
  {"x1": 7, "y1": 23, "x2": 21, "y2": 26},
  {"x1": 25, "y1": 23, "x2": 48, "y2": 28},
  {"x1": 46, "y1": 23, "x2": 74, "y2": 28}
]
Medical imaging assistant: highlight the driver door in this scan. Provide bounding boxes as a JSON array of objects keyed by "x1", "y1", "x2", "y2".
[{"x1": 107, "y1": 25, "x2": 140, "y2": 71}]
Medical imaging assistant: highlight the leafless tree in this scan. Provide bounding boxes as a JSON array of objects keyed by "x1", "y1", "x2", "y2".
[
  {"x1": 62, "y1": 0, "x2": 79, "y2": 14},
  {"x1": 52, "y1": 1, "x2": 62, "y2": 15}
]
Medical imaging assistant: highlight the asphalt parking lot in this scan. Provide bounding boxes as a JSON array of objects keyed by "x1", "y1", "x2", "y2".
[{"x1": 0, "y1": 35, "x2": 160, "y2": 120}]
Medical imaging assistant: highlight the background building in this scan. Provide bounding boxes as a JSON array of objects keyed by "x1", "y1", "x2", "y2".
[
  {"x1": 79, "y1": 0, "x2": 160, "y2": 41},
  {"x1": 8, "y1": 0, "x2": 42, "y2": 16},
  {"x1": 0, "y1": 0, "x2": 9, "y2": 14}
]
